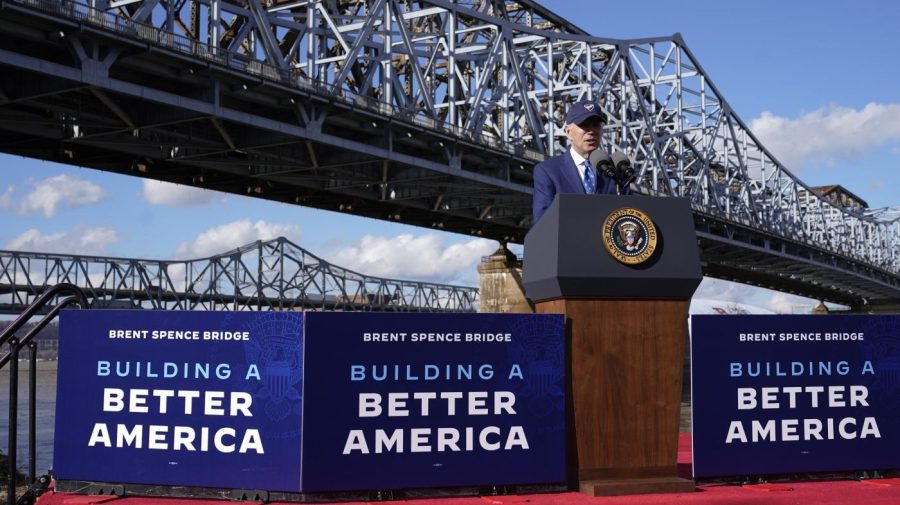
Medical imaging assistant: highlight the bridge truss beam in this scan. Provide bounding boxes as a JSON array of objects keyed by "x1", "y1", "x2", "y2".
[
  {"x1": 0, "y1": 0, "x2": 896, "y2": 307},
  {"x1": 0, "y1": 238, "x2": 479, "y2": 314}
]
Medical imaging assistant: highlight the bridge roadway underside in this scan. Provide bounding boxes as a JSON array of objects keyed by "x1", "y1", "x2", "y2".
[
  {"x1": 696, "y1": 214, "x2": 899, "y2": 310},
  {"x1": 0, "y1": 2, "x2": 897, "y2": 309},
  {"x1": 0, "y1": 2, "x2": 534, "y2": 244}
]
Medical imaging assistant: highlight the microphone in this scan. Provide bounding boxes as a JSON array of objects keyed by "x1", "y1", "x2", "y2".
[
  {"x1": 610, "y1": 151, "x2": 635, "y2": 186},
  {"x1": 590, "y1": 150, "x2": 635, "y2": 186},
  {"x1": 588, "y1": 150, "x2": 616, "y2": 180}
]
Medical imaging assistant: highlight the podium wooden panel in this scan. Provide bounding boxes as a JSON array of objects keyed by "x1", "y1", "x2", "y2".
[
  {"x1": 535, "y1": 298, "x2": 693, "y2": 495},
  {"x1": 524, "y1": 194, "x2": 703, "y2": 496}
]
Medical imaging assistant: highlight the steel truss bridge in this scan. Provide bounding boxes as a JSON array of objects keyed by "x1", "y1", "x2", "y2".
[
  {"x1": 0, "y1": 237, "x2": 479, "y2": 313},
  {"x1": 0, "y1": 0, "x2": 897, "y2": 309}
]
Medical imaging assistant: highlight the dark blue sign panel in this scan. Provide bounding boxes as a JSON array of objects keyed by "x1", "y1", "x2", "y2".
[
  {"x1": 301, "y1": 313, "x2": 566, "y2": 492},
  {"x1": 54, "y1": 311, "x2": 304, "y2": 491},
  {"x1": 691, "y1": 315, "x2": 900, "y2": 478}
]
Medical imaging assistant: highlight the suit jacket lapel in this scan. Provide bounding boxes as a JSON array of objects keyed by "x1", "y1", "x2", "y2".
[{"x1": 561, "y1": 154, "x2": 587, "y2": 194}]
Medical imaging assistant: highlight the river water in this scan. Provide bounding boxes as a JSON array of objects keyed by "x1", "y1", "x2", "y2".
[{"x1": 0, "y1": 361, "x2": 57, "y2": 475}]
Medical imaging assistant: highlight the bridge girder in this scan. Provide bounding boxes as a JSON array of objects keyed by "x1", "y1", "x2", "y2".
[
  {"x1": 0, "y1": 237, "x2": 479, "y2": 313},
  {"x1": 0, "y1": 0, "x2": 897, "y2": 307}
]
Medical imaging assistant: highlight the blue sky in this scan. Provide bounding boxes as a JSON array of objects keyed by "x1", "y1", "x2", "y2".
[{"x1": 0, "y1": 0, "x2": 897, "y2": 312}]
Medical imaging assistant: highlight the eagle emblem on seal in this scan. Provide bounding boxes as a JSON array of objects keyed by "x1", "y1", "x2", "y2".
[{"x1": 602, "y1": 207, "x2": 658, "y2": 265}]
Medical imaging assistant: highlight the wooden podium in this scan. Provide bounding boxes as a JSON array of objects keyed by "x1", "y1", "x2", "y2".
[{"x1": 523, "y1": 194, "x2": 702, "y2": 496}]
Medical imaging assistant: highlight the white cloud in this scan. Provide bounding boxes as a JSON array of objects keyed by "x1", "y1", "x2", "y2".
[
  {"x1": 750, "y1": 102, "x2": 900, "y2": 171},
  {"x1": 326, "y1": 233, "x2": 496, "y2": 285},
  {"x1": 163, "y1": 263, "x2": 188, "y2": 292},
  {"x1": 141, "y1": 179, "x2": 221, "y2": 207},
  {"x1": 5, "y1": 226, "x2": 120, "y2": 255},
  {"x1": 692, "y1": 277, "x2": 821, "y2": 314},
  {"x1": 765, "y1": 292, "x2": 810, "y2": 314},
  {"x1": 19, "y1": 174, "x2": 106, "y2": 217},
  {"x1": 175, "y1": 219, "x2": 301, "y2": 258},
  {"x1": 0, "y1": 185, "x2": 12, "y2": 210},
  {"x1": 689, "y1": 299, "x2": 774, "y2": 315}
]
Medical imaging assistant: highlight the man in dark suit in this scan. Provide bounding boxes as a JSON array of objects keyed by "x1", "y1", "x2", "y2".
[{"x1": 532, "y1": 99, "x2": 627, "y2": 223}]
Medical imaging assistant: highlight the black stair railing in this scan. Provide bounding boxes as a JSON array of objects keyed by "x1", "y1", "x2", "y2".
[{"x1": 1, "y1": 284, "x2": 88, "y2": 505}]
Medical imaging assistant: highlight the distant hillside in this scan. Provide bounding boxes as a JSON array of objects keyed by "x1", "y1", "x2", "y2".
[
  {"x1": 0, "y1": 320, "x2": 58, "y2": 339},
  {"x1": 0, "y1": 321, "x2": 59, "y2": 359}
]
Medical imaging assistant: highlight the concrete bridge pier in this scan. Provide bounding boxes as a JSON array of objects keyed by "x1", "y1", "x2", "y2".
[{"x1": 477, "y1": 244, "x2": 533, "y2": 314}]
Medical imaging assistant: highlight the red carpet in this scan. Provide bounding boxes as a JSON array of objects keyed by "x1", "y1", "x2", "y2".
[{"x1": 36, "y1": 434, "x2": 900, "y2": 505}]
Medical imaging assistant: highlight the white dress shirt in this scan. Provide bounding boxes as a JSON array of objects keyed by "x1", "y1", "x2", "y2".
[{"x1": 569, "y1": 147, "x2": 593, "y2": 189}]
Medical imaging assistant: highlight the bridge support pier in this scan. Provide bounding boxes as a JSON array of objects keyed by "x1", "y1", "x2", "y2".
[{"x1": 477, "y1": 244, "x2": 533, "y2": 314}]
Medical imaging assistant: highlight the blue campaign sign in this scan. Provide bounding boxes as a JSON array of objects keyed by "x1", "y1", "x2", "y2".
[
  {"x1": 300, "y1": 312, "x2": 566, "y2": 492},
  {"x1": 54, "y1": 310, "x2": 304, "y2": 491},
  {"x1": 691, "y1": 315, "x2": 900, "y2": 478}
]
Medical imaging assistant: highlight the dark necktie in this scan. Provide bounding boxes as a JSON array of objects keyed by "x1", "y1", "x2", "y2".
[{"x1": 582, "y1": 160, "x2": 596, "y2": 194}]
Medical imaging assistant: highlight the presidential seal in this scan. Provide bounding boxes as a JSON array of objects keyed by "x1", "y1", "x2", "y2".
[{"x1": 602, "y1": 207, "x2": 658, "y2": 265}]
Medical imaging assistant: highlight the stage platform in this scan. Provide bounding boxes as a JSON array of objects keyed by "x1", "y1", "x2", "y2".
[{"x1": 34, "y1": 434, "x2": 900, "y2": 505}]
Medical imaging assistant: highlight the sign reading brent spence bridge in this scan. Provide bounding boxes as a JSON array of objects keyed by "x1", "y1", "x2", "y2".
[
  {"x1": 301, "y1": 312, "x2": 567, "y2": 491},
  {"x1": 691, "y1": 315, "x2": 900, "y2": 478},
  {"x1": 54, "y1": 310, "x2": 566, "y2": 492},
  {"x1": 54, "y1": 310, "x2": 304, "y2": 491}
]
